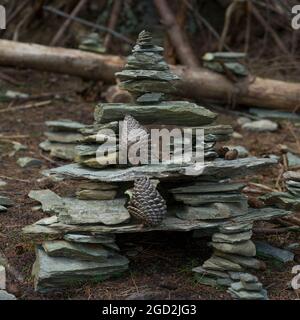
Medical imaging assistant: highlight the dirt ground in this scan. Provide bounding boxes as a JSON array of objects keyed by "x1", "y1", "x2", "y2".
[{"x1": 0, "y1": 69, "x2": 299, "y2": 300}]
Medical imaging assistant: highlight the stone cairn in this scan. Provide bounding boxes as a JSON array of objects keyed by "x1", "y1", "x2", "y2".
[
  {"x1": 39, "y1": 119, "x2": 87, "y2": 161},
  {"x1": 23, "y1": 31, "x2": 289, "y2": 298},
  {"x1": 262, "y1": 170, "x2": 300, "y2": 211}
]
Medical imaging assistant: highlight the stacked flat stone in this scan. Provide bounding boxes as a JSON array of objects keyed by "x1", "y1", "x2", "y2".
[
  {"x1": 116, "y1": 30, "x2": 179, "y2": 104},
  {"x1": 39, "y1": 120, "x2": 87, "y2": 161},
  {"x1": 193, "y1": 222, "x2": 268, "y2": 299},
  {"x1": 261, "y1": 170, "x2": 300, "y2": 211},
  {"x1": 23, "y1": 31, "x2": 290, "y2": 298},
  {"x1": 33, "y1": 238, "x2": 128, "y2": 292}
]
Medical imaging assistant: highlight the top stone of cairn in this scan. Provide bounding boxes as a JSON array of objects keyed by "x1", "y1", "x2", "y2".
[{"x1": 116, "y1": 30, "x2": 179, "y2": 104}]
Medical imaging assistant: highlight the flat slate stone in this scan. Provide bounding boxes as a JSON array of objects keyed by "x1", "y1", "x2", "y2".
[
  {"x1": 254, "y1": 241, "x2": 294, "y2": 263},
  {"x1": 0, "y1": 196, "x2": 13, "y2": 207},
  {"x1": 192, "y1": 266, "x2": 229, "y2": 279},
  {"x1": 17, "y1": 157, "x2": 42, "y2": 168},
  {"x1": 176, "y1": 202, "x2": 248, "y2": 220},
  {"x1": 39, "y1": 140, "x2": 77, "y2": 161},
  {"x1": 170, "y1": 182, "x2": 245, "y2": 194},
  {"x1": 76, "y1": 190, "x2": 117, "y2": 200},
  {"x1": 94, "y1": 101, "x2": 217, "y2": 126},
  {"x1": 0, "y1": 179, "x2": 7, "y2": 188},
  {"x1": 0, "y1": 265, "x2": 5, "y2": 290},
  {"x1": 0, "y1": 290, "x2": 16, "y2": 300},
  {"x1": 23, "y1": 207, "x2": 290, "y2": 236},
  {"x1": 32, "y1": 247, "x2": 129, "y2": 292},
  {"x1": 0, "y1": 205, "x2": 7, "y2": 212},
  {"x1": 212, "y1": 240, "x2": 256, "y2": 257},
  {"x1": 78, "y1": 181, "x2": 118, "y2": 190},
  {"x1": 63, "y1": 234, "x2": 119, "y2": 251},
  {"x1": 174, "y1": 193, "x2": 247, "y2": 205},
  {"x1": 287, "y1": 152, "x2": 300, "y2": 167},
  {"x1": 212, "y1": 231, "x2": 252, "y2": 243},
  {"x1": 203, "y1": 255, "x2": 242, "y2": 271},
  {"x1": 231, "y1": 281, "x2": 262, "y2": 292},
  {"x1": 42, "y1": 240, "x2": 111, "y2": 261},
  {"x1": 219, "y1": 222, "x2": 253, "y2": 234},
  {"x1": 45, "y1": 120, "x2": 86, "y2": 132},
  {"x1": 45, "y1": 132, "x2": 84, "y2": 143},
  {"x1": 29, "y1": 190, "x2": 65, "y2": 214},
  {"x1": 116, "y1": 70, "x2": 179, "y2": 81},
  {"x1": 242, "y1": 119, "x2": 278, "y2": 132},
  {"x1": 45, "y1": 157, "x2": 277, "y2": 182},
  {"x1": 229, "y1": 272, "x2": 257, "y2": 281},
  {"x1": 283, "y1": 171, "x2": 300, "y2": 182},
  {"x1": 58, "y1": 198, "x2": 130, "y2": 225},
  {"x1": 214, "y1": 251, "x2": 265, "y2": 270},
  {"x1": 228, "y1": 288, "x2": 267, "y2": 300}
]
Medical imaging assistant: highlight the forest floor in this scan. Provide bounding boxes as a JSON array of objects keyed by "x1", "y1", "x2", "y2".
[{"x1": 0, "y1": 69, "x2": 299, "y2": 300}]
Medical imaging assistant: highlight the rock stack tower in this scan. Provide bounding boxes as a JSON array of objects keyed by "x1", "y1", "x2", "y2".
[
  {"x1": 116, "y1": 30, "x2": 179, "y2": 104},
  {"x1": 23, "y1": 31, "x2": 289, "y2": 299}
]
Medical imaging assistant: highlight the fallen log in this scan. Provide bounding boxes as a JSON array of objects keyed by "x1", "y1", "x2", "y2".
[{"x1": 0, "y1": 39, "x2": 299, "y2": 112}]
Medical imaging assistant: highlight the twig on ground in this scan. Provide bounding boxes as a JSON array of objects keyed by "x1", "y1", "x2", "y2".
[
  {"x1": 0, "y1": 71, "x2": 22, "y2": 86},
  {"x1": 39, "y1": 151, "x2": 61, "y2": 165},
  {"x1": 0, "y1": 175, "x2": 30, "y2": 183},
  {"x1": 0, "y1": 100, "x2": 52, "y2": 113}
]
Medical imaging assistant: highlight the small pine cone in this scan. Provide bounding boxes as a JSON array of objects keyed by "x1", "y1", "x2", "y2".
[{"x1": 127, "y1": 177, "x2": 167, "y2": 226}]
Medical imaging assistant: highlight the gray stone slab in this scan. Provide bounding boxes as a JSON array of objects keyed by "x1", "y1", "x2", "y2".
[
  {"x1": 45, "y1": 132, "x2": 84, "y2": 143},
  {"x1": 170, "y1": 182, "x2": 245, "y2": 194},
  {"x1": 42, "y1": 240, "x2": 111, "y2": 261},
  {"x1": 0, "y1": 205, "x2": 7, "y2": 212},
  {"x1": 29, "y1": 190, "x2": 65, "y2": 215},
  {"x1": 283, "y1": 171, "x2": 300, "y2": 182},
  {"x1": 214, "y1": 251, "x2": 264, "y2": 270},
  {"x1": 219, "y1": 222, "x2": 253, "y2": 234},
  {"x1": 203, "y1": 255, "x2": 243, "y2": 271},
  {"x1": 228, "y1": 288, "x2": 267, "y2": 300},
  {"x1": 0, "y1": 196, "x2": 13, "y2": 207},
  {"x1": 94, "y1": 101, "x2": 217, "y2": 126},
  {"x1": 59, "y1": 198, "x2": 130, "y2": 225},
  {"x1": 0, "y1": 290, "x2": 16, "y2": 300},
  {"x1": 176, "y1": 201, "x2": 248, "y2": 220},
  {"x1": 22, "y1": 207, "x2": 290, "y2": 236},
  {"x1": 39, "y1": 141, "x2": 77, "y2": 161},
  {"x1": 45, "y1": 120, "x2": 86, "y2": 132},
  {"x1": 17, "y1": 157, "x2": 43, "y2": 168},
  {"x1": 32, "y1": 247, "x2": 129, "y2": 292},
  {"x1": 192, "y1": 266, "x2": 229, "y2": 278},
  {"x1": 45, "y1": 157, "x2": 277, "y2": 182},
  {"x1": 115, "y1": 70, "x2": 179, "y2": 81},
  {"x1": 254, "y1": 241, "x2": 294, "y2": 263},
  {"x1": 212, "y1": 231, "x2": 252, "y2": 243},
  {"x1": 212, "y1": 240, "x2": 256, "y2": 257},
  {"x1": 174, "y1": 193, "x2": 247, "y2": 205}
]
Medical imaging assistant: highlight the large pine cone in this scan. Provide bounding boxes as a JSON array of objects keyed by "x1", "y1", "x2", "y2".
[{"x1": 127, "y1": 177, "x2": 167, "y2": 226}]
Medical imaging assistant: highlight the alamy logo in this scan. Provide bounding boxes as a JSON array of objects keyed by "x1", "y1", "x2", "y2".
[
  {"x1": 0, "y1": 5, "x2": 6, "y2": 30},
  {"x1": 94, "y1": 120, "x2": 205, "y2": 176},
  {"x1": 292, "y1": 5, "x2": 300, "y2": 30}
]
